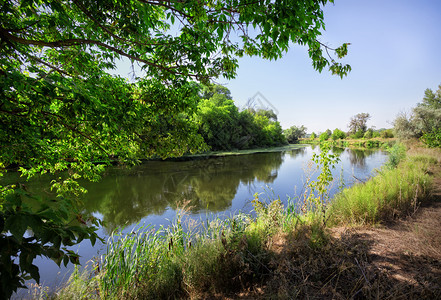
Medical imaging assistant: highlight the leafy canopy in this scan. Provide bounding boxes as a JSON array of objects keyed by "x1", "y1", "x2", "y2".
[{"x1": 284, "y1": 125, "x2": 307, "y2": 143}]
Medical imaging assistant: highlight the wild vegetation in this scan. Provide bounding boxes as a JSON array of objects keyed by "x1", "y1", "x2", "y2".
[
  {"x1": 51, "y1": 141, "x2": 440, "y2": 299},
  {"x1": 394, "y1": 83, "x2": 441, "y2": 148},
  {"x1": 304, "y1": 112, "x2": 395, "y2": 145},
  {"x1": 2, "y1": 0, "x2": 439, "y2": 298},
  {"x1": 195, "y1": 85, "x2": 287, "y2": 151}
]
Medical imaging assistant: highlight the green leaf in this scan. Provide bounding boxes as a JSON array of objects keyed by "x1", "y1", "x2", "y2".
[
  {"x1": 5, "y1": 214, "x2": 28, "y2": 242},
  {"x1": 28, "y1": 264, "x2": 40, "y2": 284}
]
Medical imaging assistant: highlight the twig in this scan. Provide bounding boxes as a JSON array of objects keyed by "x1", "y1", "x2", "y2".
[{"x1": 355, "y1": 257, "x2": 371, "y2": 288}]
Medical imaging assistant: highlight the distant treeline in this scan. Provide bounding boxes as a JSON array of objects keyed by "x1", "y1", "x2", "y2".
[{"x1": 195, "y1": 85, "x2": 287, "y2": 151}]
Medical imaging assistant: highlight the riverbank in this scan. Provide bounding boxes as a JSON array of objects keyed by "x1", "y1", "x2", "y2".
[
  {"x1": 300, "y1": 137, "x2": 397, "y2": 149},
  {"x1": 45, "y1": 142, "x2": 440, "y2": 299},
  {"x1": 157, "y1": 144, "x2": 307, "y2": 161}
]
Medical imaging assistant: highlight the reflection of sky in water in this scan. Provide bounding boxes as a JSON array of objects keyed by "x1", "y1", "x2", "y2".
[{"x1": 15, "y1": 146, "x2": 388, "y2": 298}]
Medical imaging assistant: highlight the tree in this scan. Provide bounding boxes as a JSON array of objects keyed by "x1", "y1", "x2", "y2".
[
  {"x1": 255, "y1": 109, "x2": 278, "y2": 122},
  {"x1": 310, "y1": 132, "x2": 317, "y2": 140},
  {"x1": 363, "y1": 128, "x2": 373, "y2": 139},
  {"x1": 394, "y1": 84, "x2": 441, "y2": 146},
  {"x1": 319, "y1": 131, "x2": 330, "y2": 141},
  {"x1": 331, "y1": 128, "x2": 346, "y2": 140},
  {"x1": 348, "y1": 113, "x2": 371, "y2": 135},
  {"x1": 0, "y1": 0, "x2": 350, "y2": 296},
  {"x1": 419, "y1": 85, "x2": 441, "y2": 109},
  {"x1": 284, "y1": 125, "x2": 307, "y2": 144}
]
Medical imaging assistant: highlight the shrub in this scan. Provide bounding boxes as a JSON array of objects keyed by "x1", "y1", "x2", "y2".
[
  {"x1": 319, "y1": 132, "x2": 329, "y2": 141},
  {"x1": 363, "y1": 129, "x2": 373, "y2": 139},
  {"x1": 380, "y1": 129, "x2": 394, "y2": 138},
  {"x1": 386, "y1": 142, "x2": 406, "y2": 169},
  {"x1": 331, "y1": 128, "x2": 346, "y2": 140},
  {"x1": 421, "y1": 128, "x2": 441, "y2": 148}
]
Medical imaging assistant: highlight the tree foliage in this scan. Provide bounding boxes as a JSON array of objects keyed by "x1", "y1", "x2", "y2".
[
  {"x1": 319, "y1": 131, "x2": 330, "y2": 141},
  {"x1": 196, "y1": 85, "x2": 286, "y2": 150},
  {"x1": 394, "y1": 84, "x2": 441, "y2": 147},
  {"x1": 284, "y1": 125, "x2": 307, "y2": 144},
  {"x1": 331, "y1": 128, "x2": 346, "y2": 140},
  {"x1": 348, "y1": 113, "x2": 370, "y2": 135},
  {"x1": 0, "y1": 0, "x2": 350, "y2": 296}
]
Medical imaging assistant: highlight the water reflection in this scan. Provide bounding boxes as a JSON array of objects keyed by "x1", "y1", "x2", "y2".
[
  {"x1": 82, "y1": 149, "x2": 306, "y2": 232},
  {"x1": 346, "y1": 148, "x2": 377, "y2": 168}
]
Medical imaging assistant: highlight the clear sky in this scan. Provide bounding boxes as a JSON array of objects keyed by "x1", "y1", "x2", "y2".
[{"x1": 117, "y1": 0, "x2": 441, "y2": 134}]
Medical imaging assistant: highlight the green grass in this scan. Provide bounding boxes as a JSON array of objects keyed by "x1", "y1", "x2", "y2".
[
  {"x1": 55, "y1": 204, "x2": 282, "y2": 299},
  {"x1": 327, "y1": 152, "x2": 434, "y2": 226}
]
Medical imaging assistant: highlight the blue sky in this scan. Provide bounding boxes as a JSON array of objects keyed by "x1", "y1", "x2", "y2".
[{"x1": 117, "y1": 0, "x2": 441, "y2": 134}]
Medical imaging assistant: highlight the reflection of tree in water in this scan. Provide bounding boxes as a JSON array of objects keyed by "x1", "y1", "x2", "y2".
[
  {"x1": 346, "y1": 148, "x2": 376, "y2": 168},
  {"x1": 331, "y1": 146, "x2": 345, "y2": 157},
  {"x1": 285, "y1": 147, "x2": 307, "y2": 159},
  {"x1": 81, "y1": 151, "x2": 305, "y2": 232}
]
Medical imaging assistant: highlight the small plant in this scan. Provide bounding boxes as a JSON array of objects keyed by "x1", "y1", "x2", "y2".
[
  {"x1": 302, "y1": 142, "x2": 340, "y2": 224},
  {"x1": 386, "y1": 142, "x2": 406, "y2": 169}
]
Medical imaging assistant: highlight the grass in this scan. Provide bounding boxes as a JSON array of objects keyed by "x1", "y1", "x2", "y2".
[
  {"x1": 327, "y1": 142, "x2": 438, "y2": 226},
  {"x1": 53, "y1": 141, "x2": 441, "y2": 299}
]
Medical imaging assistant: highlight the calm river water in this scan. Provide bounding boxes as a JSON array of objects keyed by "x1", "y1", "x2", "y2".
[{"x1": 13, "y1": 145, "x2": 388, "y2": 297}]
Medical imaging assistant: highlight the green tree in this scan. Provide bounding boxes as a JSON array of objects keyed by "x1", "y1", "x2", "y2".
[
  {"x1": 284, "y1": 125, "x2": 307, "y2": 144},
  {"x1": 310, "y1": 132, "x2": 317, "y2": 140},
  {"x1": 394, "y1": 84, "x2": 441, "y2": 146},
  {"x1": 196, "y1": 90, "x2": 240, "y2": 150},
  {"x1": 255, "y1": 109, "x2": 278, "y2": 122},
  {"x1": 419, "y1": 85, "x2": 441, "y2": 109},
  {"x1": 363, "y1": 128, "x2": 374, "y2": 139},
  {"x1": 319, "y1": 131, "x2": 330, "y2": 141},
  {"x1": 348, "y1": 113, "x2": 371, "y2": 135},
  {"x1": 0, "y1": 0, "x2": 350, "y2": 296},
  {"x1": 196, "y1": 85, "x2": 286, "y2": 150},
  {"x1": 379, "y1": 129, "x2": 394, "y2": 138},
  {"x1": 331, "y1": 128, "x2": 346, "y2": 140}
]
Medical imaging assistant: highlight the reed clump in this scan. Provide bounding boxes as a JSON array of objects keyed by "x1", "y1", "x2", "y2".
[{"x1": 56, "y1": 198, "x2": 289, "y2": 299}]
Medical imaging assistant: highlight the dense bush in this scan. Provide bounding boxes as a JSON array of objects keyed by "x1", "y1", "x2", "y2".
[
  {"x1": 421, "y1": 128, "x2": 441, "y2": 148},
  {"x1": 319, "y1": 131, "x2": 330, "y2": 141},
  {"x1": 331, "y1": 128, "x2": 346, "y2": 140}
]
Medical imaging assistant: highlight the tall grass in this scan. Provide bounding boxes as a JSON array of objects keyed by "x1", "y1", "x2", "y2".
[
  {"x1": 328, "y1": 152, "x2": 434, "y2": 226},
  {"x1": 56, "y1": 199, "x2": 291, "y2": 299}
]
